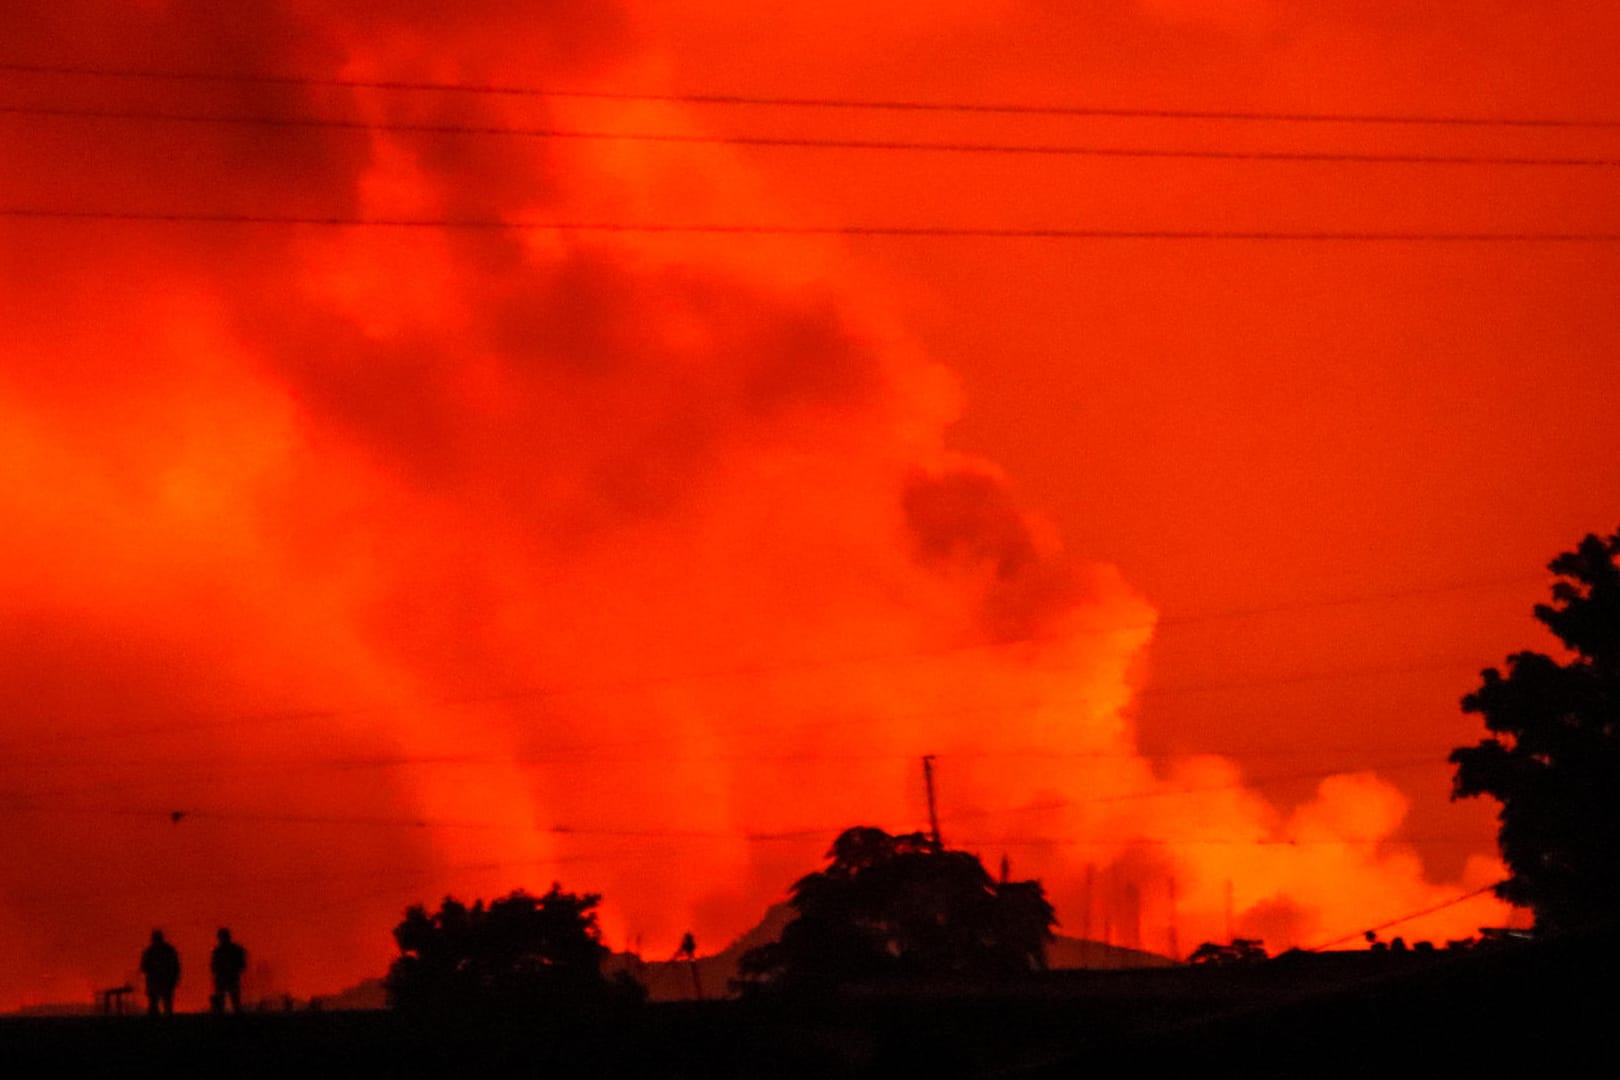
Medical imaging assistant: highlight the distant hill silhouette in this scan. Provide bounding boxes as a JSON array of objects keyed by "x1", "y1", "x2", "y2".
[
  {"x1": 606, "y1": 902, "x2": 796, "y2": 1001},
  {"x1": 9, "y1": 1002, "x2": 98, "y2": 1017},
  {"x1": 609, "y1": 902, "x2": 1173, "y2": 1001},
  {"x1": 1045, "y1": 935, "x2": 1177, "y2": 971},
  {"x1": 317, "y1": 976, "x2": 387, "y2": 1011}
]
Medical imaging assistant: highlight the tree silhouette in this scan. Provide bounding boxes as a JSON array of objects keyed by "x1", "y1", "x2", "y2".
[
  {"x1": 1187, "y1": 938, "x2": 1268, "y2": 966},
  {"x1": 385, "y1": 885, "x2": 636, "y2": 1014},
  {"x1": 1451, "y1": 529, "x2": 1620, "y2": 934},
  {"x1": 736, "y1": 826, "x2": 1055, "y2": 992}
]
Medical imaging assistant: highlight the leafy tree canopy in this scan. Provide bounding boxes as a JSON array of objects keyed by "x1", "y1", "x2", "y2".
[
  {"x1": 737, "y1": 826, "x2": 1055, "y2": 992},
  {"x1": 1188, "y1": 938, "x2": 1268, "y2": 966},
  {"x1": 1451, "y1": 529, "x2": 1620, "y2": 934},
  {"x1": 385, "y1": 884, "x2": 635, "y2": 1014}
]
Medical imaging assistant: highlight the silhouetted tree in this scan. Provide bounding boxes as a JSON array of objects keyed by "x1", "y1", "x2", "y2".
[
  {"x1": 736, "y1": 826, "x2": 1055, "y2": 992},
  {"x1": 1187, "y1": 938, "x2": 1268, "y2": 966},
  {"x1": 385, "y1": 885, "x2": 638, "y2": 1014},
  {"x1": 1451, "y1": 529, "x2": 1620, "y2": 934}
]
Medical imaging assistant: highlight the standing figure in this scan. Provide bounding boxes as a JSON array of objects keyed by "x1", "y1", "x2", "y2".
[
  {"x1": 210, "y1": 928, "x2": 247, "y2": 1013},
  {"x1": 139, "y1": 930, "x2": 181, "y2": 1016}
]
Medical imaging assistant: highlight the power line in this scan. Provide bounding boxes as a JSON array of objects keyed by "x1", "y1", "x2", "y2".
[
  {"x1": 0, "y1": 804, "x2": 835, "y2": 840},
  {"x1": 2, "y1": 847, "x2": 1491, "y2": 916},
  {"x1": 41, "y1": 838, "x2": 1502, "y2": 903},
  {"x1": 4, "y1": 60, "x2": 1617, "y2": 129},
  {"x1": 954, "y1": 834, "x2": 1487, "y2": 848},
  {"x1": 0, "y1": 654, "x2": 1477, "y2": 756},
  {"x1": 1152, "y1": 572, "x2": 1541, "y2": 626},
  {"x1": 0, "y1": 743, "x2": 1465, "y2": 806},
  {"x1": 0, "y1": 571, "x2": 1530, "y2": 754},
  {"x1": 5, "y1": 854, "x2": 652, "y2": 905},
  {"x1": 1307, "y1": 882, "x2": 1504, "y2": 950},
  {"x1": 940, "y1": 758, "x2": 1443, "y2": 821},
  {"x1": 7, "y1": 103, "x2": 1620, "y2": 168},
  {"x1": 4, "y1": 208, "x2": 1620, "y2": 242},
  {"x1": 0, "y1": 803, "x2": 1480, "y2": 850},
  {"x1": 3, "y1": 207, "x2": 1620, "y2": 241},
  {"x1": 0, "y1": 740, "x2": 1467, "y2": 775},
  {"x1": 1139, "y1": 655, "x2": 1483, "y2": 698},
  {"x1": 0, "y1": 757, "x2": 1450, "y2": 832}
]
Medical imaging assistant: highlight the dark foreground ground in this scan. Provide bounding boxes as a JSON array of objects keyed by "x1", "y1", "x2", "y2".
[{"x1": 5, "y1": 928, "x2": 1615, "y2": 1077}]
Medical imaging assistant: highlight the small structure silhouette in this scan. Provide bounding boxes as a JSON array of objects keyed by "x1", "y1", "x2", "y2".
[
  {"x1": 210, "y1": 928, "x2": 247, "y2": 1014},
  {"x1": 97, "y1": 983, "x2": 134, "y2": 1015},
  {"x1": 139, "y1": 930, "x2": 181, "y2": 1016}
]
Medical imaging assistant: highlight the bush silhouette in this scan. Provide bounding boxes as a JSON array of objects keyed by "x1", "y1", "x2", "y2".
[
  {"x1": 1188, "y1": 938, "x2": 1267, "y2": 966},
  {"x1": 737, "y1": 826, "x2": 1054, "y2": 992},
  {"x1": 385, "y1": 885, "x2": 638, "y2": 1015}
]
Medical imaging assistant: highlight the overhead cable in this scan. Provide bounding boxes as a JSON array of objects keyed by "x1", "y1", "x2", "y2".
[
  {"x1": 4, "y1": 209, "x2": 1620, "y2": 242},
  {"x1": 1307, "y1": 882, "x2": 1505, "y2": 950},
  {"x1": 6, "y1": 104, "x2": 1620, "y2": 168},
  {"x1": 3, "y1": 60, "x2": 1617, "y2": 129}
]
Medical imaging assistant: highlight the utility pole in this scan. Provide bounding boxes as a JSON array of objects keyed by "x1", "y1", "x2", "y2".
[
  {"x1": 1083, "y1": 864, "x2": 1096, "y2": 943},
  {"x1": 1168, "y1": 876, "x2": 1181, "y2": 962},
  {"x1": 922, "y1": 754, "x2": 942, "y2": 850},
  {"x1": 1124, "y1": 881, "x2": 1142, "y2": 950}
]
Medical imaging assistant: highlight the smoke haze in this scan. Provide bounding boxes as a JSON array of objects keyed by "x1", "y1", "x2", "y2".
[{"x1": 0, "y1": 2, "x2": 1523, "y2": 1009}]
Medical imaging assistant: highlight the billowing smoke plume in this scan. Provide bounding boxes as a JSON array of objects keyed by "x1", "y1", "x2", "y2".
[{"x1": 0, "y1": 2, "x2": 1502, "y2": 1009}]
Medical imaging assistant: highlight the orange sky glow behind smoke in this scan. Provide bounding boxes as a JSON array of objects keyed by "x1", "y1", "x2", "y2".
[{"x1": 3, "y1": 2, "x2": 1619, "y2": 1010}]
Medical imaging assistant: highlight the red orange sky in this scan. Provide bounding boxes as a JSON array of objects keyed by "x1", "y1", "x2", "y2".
[{"x1": 2, "y1": 2, "x2": 1617, "y2": 1010}]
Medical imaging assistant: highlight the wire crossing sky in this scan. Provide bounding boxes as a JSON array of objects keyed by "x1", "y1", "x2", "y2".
[
  {"x1": 4, "y1": 210, "x2": 1620, "y2": 240},
  {"x1": 5, "y1": 58, "x2": 1620, "y2": 127},
  {"x1": 8, "y1": 104, "x2": 1620, "y2": 167}
]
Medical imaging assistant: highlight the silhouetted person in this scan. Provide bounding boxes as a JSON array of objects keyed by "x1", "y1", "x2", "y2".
[
  {"x1": 210, "y1": 928, "x2": 247, "y2": 1014},
  {"x1": 140, "y1": 930, "x2": 180, "y2": 1016},
  {"x1": 676, "y1": 931, "x2": 702, "y2": 1000}
]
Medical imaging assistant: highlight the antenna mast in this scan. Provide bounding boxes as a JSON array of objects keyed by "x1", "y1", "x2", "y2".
[{"x1": 922, "y1": 754, "x2": 942, "y2": 850}]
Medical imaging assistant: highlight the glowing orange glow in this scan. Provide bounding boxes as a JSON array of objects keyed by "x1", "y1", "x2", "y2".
[{"x1": 6, "y1": 2, "x2": 1620, "y2": 1011}]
